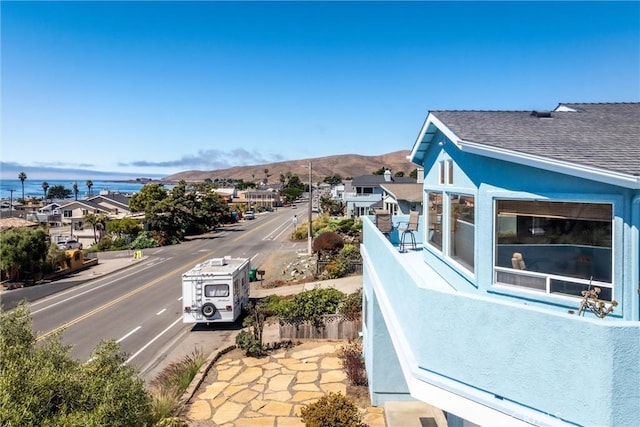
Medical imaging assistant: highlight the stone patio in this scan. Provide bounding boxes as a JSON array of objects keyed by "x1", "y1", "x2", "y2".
[{"x1": 183, "y1": 341, "x2": 385, "y2": 427}]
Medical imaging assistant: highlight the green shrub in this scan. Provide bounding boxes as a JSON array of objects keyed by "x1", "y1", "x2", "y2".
[
  {"x1": 322, "y1": 258, "x2": 351, "y2": 279},
  {"x1": 130, "y1": 231, "x2": 160, "y2": 250},
  {"x1": 338, "y1": 243, "x2": 361, "y2": 262},
  {"x1": 235, "y1": 330, "x2": 265, "y2": 357},
  {"x1": 292, "y1": 216, "x2": 362, "y2": 242},
  {"x1": 299, "y1": 392, "x2": 365, "y2": 427},
  {"x1": 259, "y1": 294, "x2": 288, "y2": 317},
  {"x1": 94, "y1": 235, "x2": 130, "y2": 252},
  {"x1": 277, "y1": 287, "x2": 345, "y2": 327},
  {"x1": 338, "y1": 289, "x2": 362, "y2": 321}
]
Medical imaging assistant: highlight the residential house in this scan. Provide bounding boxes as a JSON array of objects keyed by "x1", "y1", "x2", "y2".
[
  {"x1": 236, "y1": 189, "x2": 279, "y2": 209},
  {"x1": 331, "y1": 182, "x2": 346, "y2": 201},
  {"x1": 213, "y1": 187, "x2": 237, "y2": 204},
  {"x1": 344, "y1": 170, "x2": 416, "y2": 218},
  {"x1": 25, "y1": 202, "x2": 62, "y2": 226},
  {"x1": 380, "y1": 168, "x2": 424, "y2": 215},
  {"x1": 86, "y1": 193, "x2": 131, "y2": 218},
  {"x1": 57, "y1": 193, "x2": 132, "y2": 247},
  {"x1": 0, "y1": 217, "x2": 39, "y2": 233},
  {"x1": 361, "y1": 103, "x2": 639, "y2": 427}
]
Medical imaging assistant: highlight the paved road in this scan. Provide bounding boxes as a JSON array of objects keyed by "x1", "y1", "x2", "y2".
[{"x1": 2, "y1": 206, "x2": 328, "y2": 382}]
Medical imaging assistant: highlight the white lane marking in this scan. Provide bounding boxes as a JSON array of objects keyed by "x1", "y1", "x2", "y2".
[
  {"x1": 124, "y1": 316, "x2": 183, "y2": 365},
  {"x1": 177, "y1": 296, "x2": 183, "y2": 301},
  {"x1": 30, "y1": 262, "x2": 165, "y2": 314},
  {"x1": 117, "y1": 326, "x2": 141, "y2": 343},
  {"x1": 271, "y1": 223, "x2": 293, "y2": 241},
  {"x1": 263, "y1": 219, "x2": 291, "y2": 240},
  {"x1": 156, "y1": 308, "x2": 167, "y2": 315}
]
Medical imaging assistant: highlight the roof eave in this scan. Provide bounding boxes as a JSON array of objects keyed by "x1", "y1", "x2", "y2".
[
  {"x1": 409, "y1": 114, "x2": 460, "y2": 166},
  {"x1": 459, "y1": 140, "x2": 640, "y2": 190}
]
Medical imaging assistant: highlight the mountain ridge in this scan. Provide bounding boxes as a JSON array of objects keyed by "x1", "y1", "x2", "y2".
[{"x1": 164, "y1": 150, "x2": 415, "y2": 183}]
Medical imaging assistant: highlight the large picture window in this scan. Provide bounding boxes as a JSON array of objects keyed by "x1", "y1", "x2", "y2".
[{"x1": 494, "y1": 200, "x2": 613, "y2": 300}]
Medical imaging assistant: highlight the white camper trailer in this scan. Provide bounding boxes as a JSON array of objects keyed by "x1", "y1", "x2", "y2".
[{"x1": 182, "y1": 256, "x2": 251, "y2": 324}]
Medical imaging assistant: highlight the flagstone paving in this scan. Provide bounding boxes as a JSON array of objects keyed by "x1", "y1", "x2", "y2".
[{"x1": 183, "y1": 341, "x2": 385, "y2": 427}]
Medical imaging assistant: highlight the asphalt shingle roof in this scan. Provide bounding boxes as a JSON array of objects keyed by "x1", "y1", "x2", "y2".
[
  {"x1": 352, "y1": 175, "x2": 416, "y2": 186},
  {"x1": 380, "y1": 183, "x2": 423, "y2": 203},
  {"x1": 431, "y1": 103, "x2": 640, "y2": 177}
]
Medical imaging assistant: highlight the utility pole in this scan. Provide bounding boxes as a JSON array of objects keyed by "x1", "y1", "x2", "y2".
[
  {"x1": 8, "y1": 189, "x2": 15, "y2": 218},
  {"x1": 307, "y1": 161, "x2": 313, "y2": 256}
]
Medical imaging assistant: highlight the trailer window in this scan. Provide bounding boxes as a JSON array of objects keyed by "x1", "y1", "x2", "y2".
[{"x1": 205, "y1": 284, "x2": 229, "y2": 297}]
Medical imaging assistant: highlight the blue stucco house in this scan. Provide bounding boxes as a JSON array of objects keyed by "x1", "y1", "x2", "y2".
[{"x1": 362, "y1": 103, "x2": 639, "y2": 426}]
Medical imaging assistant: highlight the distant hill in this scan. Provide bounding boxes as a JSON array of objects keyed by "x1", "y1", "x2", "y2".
[{"x1": 164, "y1": 150, "x2": 415, "y2": 183}]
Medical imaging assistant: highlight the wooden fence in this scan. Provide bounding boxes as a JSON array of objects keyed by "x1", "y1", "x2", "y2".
[{"x1": 279, "y1": 314, "x2": 362, "y2": 340}]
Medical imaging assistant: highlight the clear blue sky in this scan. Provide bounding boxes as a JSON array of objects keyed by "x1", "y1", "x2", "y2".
[{"x1": 1, "y1": 1, "x2": 639, "y2": 180}]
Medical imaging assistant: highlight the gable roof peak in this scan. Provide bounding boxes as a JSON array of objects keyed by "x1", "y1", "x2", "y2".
[{"x1": 412, "y1": 102, "x2": 640, "y2": 188}]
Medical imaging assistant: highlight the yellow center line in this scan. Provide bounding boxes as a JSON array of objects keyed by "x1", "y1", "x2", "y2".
[{"x1": 36, "y1": 251, "x2": 217, "y2": 342}]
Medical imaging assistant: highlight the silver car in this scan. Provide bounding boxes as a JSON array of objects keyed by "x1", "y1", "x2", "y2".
[{"x1": 57, "y1": 239, "x2": 83, "y2": 250}]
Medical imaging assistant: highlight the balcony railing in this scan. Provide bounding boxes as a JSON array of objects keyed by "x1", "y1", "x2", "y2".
[{"x1": 494, "y1": 266, "x2": 613, "y2": 300}]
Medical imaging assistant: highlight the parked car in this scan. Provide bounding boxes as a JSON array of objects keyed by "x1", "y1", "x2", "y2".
[
  {"x1": 244, "y1": 210, "x2": 255, "y2": 220},
  {"x1": 57, "y1": 239, "x2": 83, "y2": 250}
]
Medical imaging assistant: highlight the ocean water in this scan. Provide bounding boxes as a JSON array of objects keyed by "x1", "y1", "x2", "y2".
[{"x1": 0, "y1": 179, "x2": 150, "y2": 200}]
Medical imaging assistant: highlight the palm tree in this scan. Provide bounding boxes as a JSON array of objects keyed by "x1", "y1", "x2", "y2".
[
  {"x1": 83, "y1": 212, "x2": 107, "y2": 243},
  {"x1": 73, "y1": 182, "x2": 79, "y2": 201},
  {"x1": 18, "y1": 172, "x2": 27, "y2": 201},
  {"x1": 42, "y1": 181, "x2": 49, "y2": 203},
  {"x1": 86, "y1": 180, "x2": 93, "y2": 197}
]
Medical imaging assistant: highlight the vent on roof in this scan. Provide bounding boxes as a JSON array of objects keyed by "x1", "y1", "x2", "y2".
[{"x1": 531, "y1": 110, "x2": 552, "y2": 118}]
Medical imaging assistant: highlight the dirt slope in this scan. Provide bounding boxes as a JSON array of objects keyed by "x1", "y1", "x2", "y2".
[{"x1": 164, "y1": 150, "x2": 414, "y2": 183}]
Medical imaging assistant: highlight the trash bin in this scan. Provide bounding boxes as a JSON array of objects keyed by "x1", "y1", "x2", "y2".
[{"x1": 249, "y1": 267, "x2": 258, "y2": 282}]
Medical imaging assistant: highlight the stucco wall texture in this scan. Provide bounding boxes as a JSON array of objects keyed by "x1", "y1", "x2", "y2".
[{"x1": 362, "y1": 219, "x2": 639, "y2": 427}]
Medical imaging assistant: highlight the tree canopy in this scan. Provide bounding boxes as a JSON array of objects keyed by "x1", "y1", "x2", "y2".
[
  {"x1": 129, "y1": 183, "x2": 168, "y2": 213},
  {"x1": 47, "y1": 185, "x2": 72, "y2": 199},
  {"x1": 0, "y1": 227, "x2": 49, "y2": 281},
  {"x1": 323, "y1": 174, "x2": 343, "y2": 186},
  {"x1": 0, "y1": 304, "x2": 153, "y2": 426},
  {"x1": 280, "y1": 175, "x2": 306, "y2": 203},
  {"x1": 130, "y1": 181, "x2": 229, "y2": 242},
  {"x1": 319, "y1": 194, "x2": 345, "y2": 216}
]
